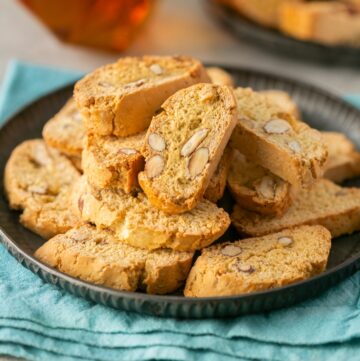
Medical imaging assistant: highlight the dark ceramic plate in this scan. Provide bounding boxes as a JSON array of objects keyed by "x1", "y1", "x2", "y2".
[
  {"x1": 204, "y1": 0, "x2": 360, "y2": 65},
  {"x1": 1, "y1": 66, "x2": 360, "y2": 319}
]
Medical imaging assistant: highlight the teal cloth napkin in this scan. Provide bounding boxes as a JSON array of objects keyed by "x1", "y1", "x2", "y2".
[{"x1": 1, "y1": 60, "x2": 360, "y2": 361}]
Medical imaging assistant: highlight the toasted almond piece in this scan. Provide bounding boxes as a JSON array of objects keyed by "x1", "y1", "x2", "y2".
[
  {"x1": 188, "y1": 147, "x2": 209, "y2": 178},
  {"x1": 150, "y1": 64, "x2": 163, "y2": 75},
  {"x1": 288, "y1": 140, "x2": 302, "y2": 153},
  {"x1": 264, "y1": 119, "x2": 292, "y2": 134},
  {"x1": 278, "y1": 236, "x2": 293, "y2": 246},
  {"x1": 255, "y1": 176, "x2": 276, "y2": 199},
  {"x1": 221, "y1": 244, "x2": 242, "y2": 257},
  {"x1": 181, "y1": 129, "x2": 209, "y2": 157},
  {"x1": 148, "y1": 133, "x2": 166, "y2": 152},
  {"x1": 119, "y1": 147, "x2": 138, "y2": 155},
  {"x1": 145, "y1": 155, "x2": 165, "y2": 178}
]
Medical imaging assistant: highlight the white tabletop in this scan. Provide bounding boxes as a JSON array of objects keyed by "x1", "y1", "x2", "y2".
[{"x1": 0, "y1": 0, "x2": 359, "y2": 360}]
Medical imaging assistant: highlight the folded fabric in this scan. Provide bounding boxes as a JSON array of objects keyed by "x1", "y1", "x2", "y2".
[{"x1": 1, "y1": 60, "x2": 360, "y2": 361}]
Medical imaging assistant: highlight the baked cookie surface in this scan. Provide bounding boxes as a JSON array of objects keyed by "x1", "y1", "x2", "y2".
[
  {"x1": 4, "y1": 139, "x2": 81, "y2": 238},
  {"x1": 35, "y1": 224, "x2": 194, "y2": 294}
]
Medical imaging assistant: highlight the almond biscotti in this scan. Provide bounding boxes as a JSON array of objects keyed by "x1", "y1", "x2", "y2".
[
  {"x1": 4, "y1": 140, "x2": 81, "y2": 239},
  {"x1": 74, "y1": 56, "x2": 210, "y2": 137},
  {"x1": 204, "y1": 146, "x2": 232, "y2": 203},
  {"x1": 322, "y1": 131, "x2": 360, "y2": 183},
  {"x1": 72, "y1": 176, "x2": 230, "y2": 251},
  {"x1": 232, "y1": 179, "x2": 360, "y2": 238},
  {"x1": 82, "y1": 131, "x2": 145, "y2": 193},
  {"x1": 230, "y1": 87, "x2": 327, "y2": 188},
  {"x1": 184, "y1": 225, "x2": 331, "y2": 297},
  {"x1": 35, "y1": 224, "x2": 194, "y2": 294},
  {"x1": 206, "y1": 67, "x2": 234, "y2": 87},
  {"x1": 227, "y1": 149, "x2": 292, "y2": 216},
  {"x1": 43, "y1": 97, "x2": 85, "y2": 159},
  {"x1": 138, "y1": 83, "x2": 237, "y2": 214}
]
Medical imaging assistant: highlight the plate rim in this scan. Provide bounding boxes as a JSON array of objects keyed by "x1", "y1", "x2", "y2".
[{"x1": 1, "y1": 65, "x2": 360, "y2": 315}]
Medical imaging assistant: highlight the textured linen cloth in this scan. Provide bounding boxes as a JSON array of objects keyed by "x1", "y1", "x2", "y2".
[{"x1": 0, "y1": 60, "x2": 360, "y2": 361}]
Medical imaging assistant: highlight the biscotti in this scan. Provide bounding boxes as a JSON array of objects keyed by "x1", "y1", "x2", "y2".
[
  {"x1": 43, "y1": 98, "x2": 85, "y2": 158},
  {"x1": 184, "y1": 225, "x2": 331, "y2": 297},
  {"x1": 206, "y1": 67, "x2": 234, "y2": 86},
  {"x1": 260, "y1": 90, "x2": 300, "y2": 118},
  {"x1": 138, "y1": 83, "x2": 237, "y2": 214},
  {"x1": 35, "y1": 224, "x2": 194, "y2": 294},
  {"x1": 4, "y1": 140, "x2": 81, "y2": 238},
  {"x1": 322, "y1": 131, "x2": 360, "y2": 183},
  {"x1": 72, "y1": 176, "x2": 230, "y2": 251},
  {"x1": 227, "y1": 149, "x2": 292, "y2": 216},
  {"x1": 230, "y1": 87, "x2": 327, "y2": 187},
  {"x1": 74, "y1": 56, "x2": 210, "y2": 137},
  {"x1": 232, "y1": 178, "x2": 360, "y2": 238},
  {"x1": 279, "y1": 1, "x2": 360, "y2": 46},
  {"x1": 82, "y1": 132, "x2": 145, "y2": 192},
  {"x1": 204, "y1": 146, "x2": 232, "y2": 203}
]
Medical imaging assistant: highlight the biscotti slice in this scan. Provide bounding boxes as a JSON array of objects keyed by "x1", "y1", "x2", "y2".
[
  {"x1": 184, "y1": 225, "x2": 331, "y2": 297},
  {"x1": 204, "y1": 146, "x2": 232, "y2": 203},
  {"x1": 35, "y1": 224, "x2": 194, "y2": 294},
  {"x1": 206, "y1": 67, "x2": 234, "y2": 87},
  {"x1": 138, "y1": 83, "x2": 237, "y2": 214},
  {"x1": 260, "y1": 90, "x2": 300, "y2": 118},
  {"x1": 43, "y1": 98, "x2": 86, "y2": 158},
  {"x1": 279, "y1": 1, "x2": 360, "y2": 45},
  {"x1": 232, "y1": 178, "x2": 360, "y2": 238},
  {"x1": 230, "y1": 87, "x2": 327, "y2": 187},
  {"x1": 4, "y1": 140, "x2": 81, "y2": 238},
  {"x1": 82, "y1": 131, "x2": 145, "y2": 192},
  {"x1": 228, "y1": 149, "x2": 292, "y2": 216},
  {"x1": 72, "y1": 176, "x2": 230, "y2": 251},
  {"x1": 322, "y1": 131, "x2": 360, "y2": 183},
  {"x1": 74, "y1": 56, "x2": 210, "y2": 137}
]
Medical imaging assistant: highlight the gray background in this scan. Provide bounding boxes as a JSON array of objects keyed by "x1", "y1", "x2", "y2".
[{"x1": 0, "y1": 0, "x2": 359, "y2": 360}]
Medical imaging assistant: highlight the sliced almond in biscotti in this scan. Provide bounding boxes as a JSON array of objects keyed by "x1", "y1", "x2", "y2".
[
  {"x1": 227, "y1": 149, "x2": 292, "y2": 216},
  {"x1": 35, "y1": 224, "x2": 194, "y2": 294},
  {"x1": 184, "y1": 225, "x2": 331, "y2": 297},
  {"x1": 322, "y1": 131, "x2": 360, "y2": 183},
  {"x1": 138, "y1": 83, "x2": 237, "y2": 214},
  {"x1": 204, "y1": 146, "x2": 232, "y2": 203},
  {"x1": 206, "y1": 67, "x2": 234, "y2": 87},
  {"x1": 230, "y1": 87, "x2": 327, "y2": 188},
  {"x1": 232, "y1": 178, "x2": 360, "y2": 238},
  {"x1": 42, "y1": 97, "x2": 86, "y2": 158},
  {"x1": 260, "y1": 89, "x2": 300, "y2": 118},
  {"x1": 82, "y1": 131, "x2": 145, "y2": 193},
  {"x1": 74, "y1": 56, "x2": 210, "y2": 137},
  {"x1": 71, "y1": 176, "x2": 230, "y2": 252}
]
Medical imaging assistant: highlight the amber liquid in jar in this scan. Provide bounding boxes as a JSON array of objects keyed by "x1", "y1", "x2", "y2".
[{"x1": 19, "y1": 0, "x2": 154, "y2": 51}]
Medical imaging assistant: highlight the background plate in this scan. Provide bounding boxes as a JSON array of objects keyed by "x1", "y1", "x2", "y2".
[
  {"x1": 204, "y1": 0, "x2": 360, "y2": 66},
  {"x1": 1, "y1": 66, "x2": 360, "y2": 318}
]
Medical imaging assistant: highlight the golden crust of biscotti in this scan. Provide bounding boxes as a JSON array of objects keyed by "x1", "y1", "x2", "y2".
[
  {"x1": 260, "y1": 89, "x2": 300, "y2": 118},
  {"x1": 184, "y1": 225, "x2": 331, "y2": 297},
  {"x1": 35, "y1": 224, "x2": 194, "y2": 294},
  {"x1": 71, "y1": 176, "x2": 230, "y2": 251},
  {"x1": 322, "y1": 131, "x2": 360, "y2": 183},
  {"x1": 4, "y1": 140, "x2": 81, "y2": 239},
  {"x1": 138, "y1": 83, "x2": 237, "y2": 214},
  {"x1": 42, "y1": 98, "x2": 86, "y2": 158},
  {"x1": 232, "y1": 178, "x2": 360, "y2": 238},
  {"x1": 230, "y1": 87, "x2": 328, "y2": 188},
  {"x1": 82, "y1": 132, "x2": 145, "y2": 193},
  {"x1": 74, "y1": 56, "x2": 210, "y2": 137},
  {"x1": 206, "y1": 67, "x2": 234, "y2": 87},
  {"x1": 204, "y1": 146, "x2": 232, "y2": 203},
  {"x1": 227, "y1": 149, "x2": 292, "y2": 216}
]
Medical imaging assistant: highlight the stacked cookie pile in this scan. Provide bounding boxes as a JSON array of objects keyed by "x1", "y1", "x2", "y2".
[{"x1": 5, "y1": 56, "x2": 360, "y2": 297}]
